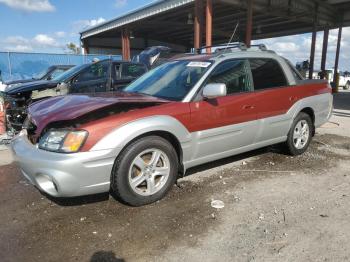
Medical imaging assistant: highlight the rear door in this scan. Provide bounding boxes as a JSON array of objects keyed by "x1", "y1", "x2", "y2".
[
  {"x1": 189, "y1": 59, "x2": 258, "y2": 159},
  {"x1": 69, "y1": 61, "x2": 110, "y2": 94},
  {"x1": 249, "y1": 58, "x2": 298, "y2": 142}
]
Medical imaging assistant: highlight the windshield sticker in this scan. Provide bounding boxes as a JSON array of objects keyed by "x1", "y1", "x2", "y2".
[{"x1": 187, "y1": 61, "x2": 211, "y2": 68}]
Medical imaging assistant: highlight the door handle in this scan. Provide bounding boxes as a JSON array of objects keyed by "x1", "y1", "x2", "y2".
[
  {"x1": 242, "y1": 105, "x2": 255, "y2": 110},
  {"x1": 289, "y1": 96, "x2": 298, "y2": 102}
]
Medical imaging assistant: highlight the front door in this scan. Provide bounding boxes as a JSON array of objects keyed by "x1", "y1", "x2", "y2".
[
  {"x1": 69, "y1": 61, "x2": 110, "y2": 94},
  {"x1": 189, "y1": 59, "x2": 258, "y2": 160}
]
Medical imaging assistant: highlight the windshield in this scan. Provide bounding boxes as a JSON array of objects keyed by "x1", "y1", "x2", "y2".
[
  {"x1": 52, "y1": 64, "x2": 88, "y2": 82},
  {"x1": 124, "y1": 60, "x2": 212, "y2": 101}
]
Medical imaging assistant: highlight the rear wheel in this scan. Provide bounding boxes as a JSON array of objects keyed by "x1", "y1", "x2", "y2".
[
  {"x1": 111, "y1": 136, "x2": 178, "y2": 206},
  {"x1": 344, "y1": 81, "x2": 350, "y2": 90},
  {"x1": 284, "y1": 112, "x2": 313, "y2": 156}
]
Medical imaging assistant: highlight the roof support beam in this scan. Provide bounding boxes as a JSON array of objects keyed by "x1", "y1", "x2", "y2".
[
  {"x1": 309, "y1": 3, "x2": 318, "y2": 79},
  {"x1": 320, "y1": 28, "x2": 329, "y2": 79},
  {"x1": 121, "y1": 29, "x2": 131, "y2": 61},
  {"x1": 333, "y1": 25, "x2": 343, "y2": 84},
  {"x1": 245, "y1": 0, "x2": 253, "y2": 47},
  {"x1": 194, "y1": 0, "x2": 204, "y2": 49},
  {"x1": 206, "y1": 0, "x2": 213, "y2": 53}
]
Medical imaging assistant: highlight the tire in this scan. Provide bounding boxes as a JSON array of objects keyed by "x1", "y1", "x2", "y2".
[
  {"x1": 344, "y1": 81, "x2": 350, "y2": 90},
  {"x1": 284, "y1": 112, "x2": 313, "y2": 156},
  {"x1": 111, "y1": 135, "x2": 179, "y2": 206}
]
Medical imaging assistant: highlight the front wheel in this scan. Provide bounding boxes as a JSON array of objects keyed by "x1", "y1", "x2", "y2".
[
  {"x1": 344, "y1": 81, "x2": 350, "y2": 90},
  {"x1": 111, "y1": 136, "x2": 179, "y2": 206},
  {"x1": 284, "y1": 112, "x2": 313, "y2": 156}
]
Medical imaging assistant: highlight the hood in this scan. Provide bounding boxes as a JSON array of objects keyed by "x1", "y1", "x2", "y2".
[
  {"x1": 5, "y1": 78, "x2": 36, "y2": 86},
  {"x1": 5, "y1": 80, "x2": 58, "y2": 95},
  {"x1": 28, "y1": 92, "x2": 169, "y2": 136}
]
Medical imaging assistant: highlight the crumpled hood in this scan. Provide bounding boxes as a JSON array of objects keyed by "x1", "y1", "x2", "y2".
[
  {"x1": 28, "y1": 92, "x2": 169, "y2": 135},
  {"x1": 5, "y1": 80, "x2": 58, "y2": 95}
]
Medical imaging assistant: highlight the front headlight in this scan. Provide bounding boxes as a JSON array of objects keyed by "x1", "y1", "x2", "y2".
[{"x1": 39, "y1": 129, "x2": 88, "y2": 153}]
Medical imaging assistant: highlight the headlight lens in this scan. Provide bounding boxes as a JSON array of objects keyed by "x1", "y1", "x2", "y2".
[{"x1": 39, "y1": 130, "x2": 88, "y2": 153}]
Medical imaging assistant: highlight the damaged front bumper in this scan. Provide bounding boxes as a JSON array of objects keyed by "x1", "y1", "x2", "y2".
[{"x1": 11, "y1": 130, "x2": 119, "y2": 197}]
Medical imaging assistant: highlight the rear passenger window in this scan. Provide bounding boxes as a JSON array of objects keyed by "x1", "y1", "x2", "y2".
[
  {"x1": 249, "y1": 59, "x2": 287, "y2": 90},
  {"x1": 206, "y1": 59, "x2": 253, "y2": 95}
]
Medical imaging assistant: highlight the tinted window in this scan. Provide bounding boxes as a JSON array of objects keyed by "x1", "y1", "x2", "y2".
[
  {"x1": 249, "y1": 59, "x2": 287, "y2": 90},
  {"x1": 206, "y1": 59, "x2": 253, "y2": 94},
  {"x1": 121, "y1": 64, "x2": 146, "y2": 79},
  {"x1": 75, "y1": 61, "x2": 109, "y2": 82}
]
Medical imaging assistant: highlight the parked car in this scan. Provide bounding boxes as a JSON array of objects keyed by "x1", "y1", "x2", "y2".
[
  {"x1": 11, "y1": 45, "x2": 333, "y2": 206},
  {"x1": 132, "y1": 46, "x2": 172, "y2": 69},
  {"x1": 4, "y1": 59, "x2": 147, "y2": 131},
  {"x1": 3, "y1": 65, "x2": 74, "y2": 91},
  {"x1": 338, "y1": 71, "x2": 350, "y2": 90}
]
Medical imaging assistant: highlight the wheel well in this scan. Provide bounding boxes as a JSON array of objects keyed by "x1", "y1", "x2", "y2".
[
  {"x1": 126, "y1": 131, "x2": 184, "y2": 175},
  {"x1": 300, "y1": 107, "x2": 315, "y2": 135}
]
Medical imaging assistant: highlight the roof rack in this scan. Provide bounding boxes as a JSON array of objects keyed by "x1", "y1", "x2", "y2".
[{"x1": 196, "y1": 42, "x2": 269, "y2": 55}]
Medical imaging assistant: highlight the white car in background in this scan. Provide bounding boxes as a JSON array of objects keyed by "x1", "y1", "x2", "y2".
[{"x1": 338, "y1": 72, "x2": 350, "y2": 90}]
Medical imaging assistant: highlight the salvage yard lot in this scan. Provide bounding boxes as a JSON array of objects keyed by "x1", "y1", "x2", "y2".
[{"x1": 0, "y1": 91, "x2": 350, "y2": 262}]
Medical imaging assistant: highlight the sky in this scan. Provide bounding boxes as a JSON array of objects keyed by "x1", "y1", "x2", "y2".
[{"x1": 0, "y1": 0, "x2": 349, "y2": 71}]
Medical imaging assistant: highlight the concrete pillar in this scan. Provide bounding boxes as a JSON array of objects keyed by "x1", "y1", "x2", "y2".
[
  {"x1": 245, "y1": 0, "x2": 253, "y2": 47},
  {"x1": 206, "y1": 0, "x2": 213, "y2": 53},
  {"x1": 320, "y1": 28, "x2": 329, "y2": 79},
  {"x1": 194, "y1": 0, "x2": 204, "y2": 50}
]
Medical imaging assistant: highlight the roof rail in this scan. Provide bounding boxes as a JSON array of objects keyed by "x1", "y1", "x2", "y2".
[
  {"x1": 196, "y1": 42, "x2": 269, "y2": 55},
  {"x1": 195, "y1": 42, "x2": 246, "y2": 54}
]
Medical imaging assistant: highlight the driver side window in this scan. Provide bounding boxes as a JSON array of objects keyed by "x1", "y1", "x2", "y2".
[
  {"x1": 74, "y1": 61, "x2": 109, "y2": 83},
  {"x1": 206, "y1": 59, "x2": 253, "y2": 95}
]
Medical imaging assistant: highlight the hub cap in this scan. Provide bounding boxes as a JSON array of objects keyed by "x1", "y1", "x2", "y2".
[
  {"x1": 293, "y1": 120, "x2": 310, "y2": 149},
  {"x1": 128, "y1": 148, "x2": 170, "y2": 196}
]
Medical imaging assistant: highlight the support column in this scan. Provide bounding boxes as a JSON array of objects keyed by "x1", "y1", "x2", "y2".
[
  {"x1": 333, "y1": 25, "x2": 343, "y2": 84},
  {"x1": 320, "y1": 28, "x2": 329, "y2": 79},
  {"x1": 206, "y1": 0, "x2": 213, "y2": 53},
  {"x1": 194, "y1": 0, "x2": 204, "y2": 50},
  {"x1": 245, "y1": 0, "x2": 253, "y2": 47},
  {"x1": 121, "y1": 29, "x2": 131, "y2": 61},
  {"x1": 309, "y1": 3, "x2": 318, "y2": 80},
  {"x1": 309, "y1": 29, "x2": 317, "y2": 79}
]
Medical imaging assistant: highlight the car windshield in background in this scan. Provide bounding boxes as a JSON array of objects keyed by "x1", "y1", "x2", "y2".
[
  {"x1": 124, "y1": 60, "x2": 212, "y2": 101},
  {"x1": 52, "y1": 64, "x2": 87, "y2": 82}
]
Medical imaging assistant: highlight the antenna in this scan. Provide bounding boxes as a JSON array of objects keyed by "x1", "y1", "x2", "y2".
[{"x1": 223, "y1": 21, "x2": 239, "y2": 53}]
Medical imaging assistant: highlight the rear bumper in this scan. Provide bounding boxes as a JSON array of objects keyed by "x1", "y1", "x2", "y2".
[{"x1": 11, "y1": 131, "x2": 119, "y2": 197}]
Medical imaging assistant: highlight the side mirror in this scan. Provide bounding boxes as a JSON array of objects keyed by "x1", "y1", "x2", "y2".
[{"x1": 202, "y1": 83, "x2": 227, "y2": 99}]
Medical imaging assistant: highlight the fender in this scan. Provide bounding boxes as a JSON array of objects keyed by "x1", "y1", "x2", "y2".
[
  {"x1": 288, "y1": 92, "x2": 333, "y2": 128},
  {"x1": 90, "y1": 115, "x2": 192, "y2": 152}
]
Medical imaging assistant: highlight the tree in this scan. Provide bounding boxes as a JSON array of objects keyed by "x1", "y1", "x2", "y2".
[{"x1": 66, "y1": 42, "x2": 81, "y2": 54}]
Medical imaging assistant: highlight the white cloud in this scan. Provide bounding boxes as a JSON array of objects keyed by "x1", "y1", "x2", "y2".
[
  {"x1": 72, "y1": 17, "x2": 106, "y2": 33},
  {"x1": 33, "y1": 34, "x2": 57, "y2": 46},
  {"x1": 55, "y1": 31, "x2": 66, "y2": 38},
  {"x1": 253, "y1": 27, "x2": 350, "y2": 71},
  {"x1": 115, "y1": 0, "x2": 127, "y2": 8},
  {"x1": 1, "y1": 33, "x2": 62, "y2": 52},
  {"x1": 0, "y1": 0, "x2": 55, "y2": 12}
]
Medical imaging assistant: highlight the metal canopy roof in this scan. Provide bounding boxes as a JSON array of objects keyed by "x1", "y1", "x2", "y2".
[{"x1": 81, "y1": 0, "x2": 350, "y2": 49}]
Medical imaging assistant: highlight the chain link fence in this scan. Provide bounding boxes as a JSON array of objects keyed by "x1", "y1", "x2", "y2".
[{"x1": 0, "y1": 52, "x2": 121, "y2": 82}]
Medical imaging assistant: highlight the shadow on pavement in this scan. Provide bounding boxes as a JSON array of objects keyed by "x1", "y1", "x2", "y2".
[
  {"x1": 44, "y1": 192, "x2": 110, "y2": 207},
  {"x1": 333, "y1": 91, "x2": 350, "y2": 111},
  {"x1": 90, "y1": 251, "x2": 125, "y2": 262}
]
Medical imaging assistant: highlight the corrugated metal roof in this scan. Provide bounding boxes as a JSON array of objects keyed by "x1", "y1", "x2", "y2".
[{"x1": 80, "y1": 0, "x2": 195, "y2": 39}]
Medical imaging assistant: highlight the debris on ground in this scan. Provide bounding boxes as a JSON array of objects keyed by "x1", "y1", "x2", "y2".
[
  {"x1": 258, "y1": 213, "x2": 265, "y2": 220},
  {"x1": 211, "y1": 200, "x2": 225, "y2": 209}
]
